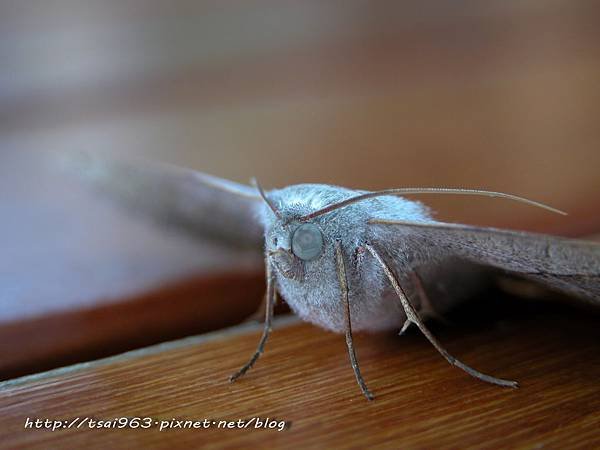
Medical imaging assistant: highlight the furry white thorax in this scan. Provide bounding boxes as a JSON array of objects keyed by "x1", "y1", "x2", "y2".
[{"x1": 257, "y1": 183, "x2": 434, "y2": 333}]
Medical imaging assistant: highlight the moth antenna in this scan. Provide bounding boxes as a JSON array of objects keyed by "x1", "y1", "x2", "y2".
[
  {"x1": 251, "y1": 177, "x2": 282, "y2": 220},
  {"x1": 298, "y1": 188, "x2": 567, "y2": 221}
]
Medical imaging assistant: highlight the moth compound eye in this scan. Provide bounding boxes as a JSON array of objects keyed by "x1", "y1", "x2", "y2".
[{"x1": 291, "y1": 223, "x2": 324, "y2": 261}]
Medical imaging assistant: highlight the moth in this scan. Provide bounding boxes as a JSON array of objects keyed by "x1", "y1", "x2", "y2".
[{"x1": 72, "y1": 154, "x2": 600, "y2": 400}]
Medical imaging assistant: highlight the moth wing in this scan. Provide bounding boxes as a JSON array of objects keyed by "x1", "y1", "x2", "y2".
[
  {"x1": 371, "y1": 219, "x2": 600, "y2": 305},
  {"x1": 63, "y1": 152, "x2": 264, "y2": 249}
]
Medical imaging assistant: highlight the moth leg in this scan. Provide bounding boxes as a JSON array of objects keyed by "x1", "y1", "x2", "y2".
[
  {"x1": 244, "y1": 289, "x2": 278, "y2": 323},
  {"x1": 399, "y1": 319, "x2": 412, "y2": 336},
  {"x1": 365, "y1": 243, "x2": 518, "y2": 389},
  {"x1": 399, "y1": 272, "x2": 447, "y2": 335},
  {"x1": 229, "y1": 260, "x2": 276, "y2": 382},
  {"x1": 335, "y1": 240, "x2": 374, "y2": 401},
  {"x1": 407, "y1": 272, "x2": 451, "y2": 330}
]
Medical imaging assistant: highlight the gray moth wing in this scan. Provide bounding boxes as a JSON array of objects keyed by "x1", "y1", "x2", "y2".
[
  {"x1": 64, "y1": 153, "x2": 600, "y2": 306},
  {"x1": 370, "y1": 218, "x2": 600, "y2": 306},
  {"x1": 63, "y1": 153, "x2": 264, "y2": 250}
]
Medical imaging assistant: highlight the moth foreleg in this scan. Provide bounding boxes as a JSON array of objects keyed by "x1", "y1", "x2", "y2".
[
  {"x1": 244, "y1": 289, "x2": 278, "y2": 323},
  {"x1": 398, "y1": 271, "x2": 450, "y2": 335},
  {"x1": 229, "y1": 259, "x2": 276, "y2": 382},
  {"x1": 397, "y1": 272, "x2": 429, "y2": 335},
  {"x1": 365, "y1": 243, "x2": 518, "y2": 389},
  {"x1": 335, "y1": 240, "x2": 374, "y2": 401}
]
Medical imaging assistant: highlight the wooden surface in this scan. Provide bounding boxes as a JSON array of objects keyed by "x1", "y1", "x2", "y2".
[
  {"x1": 2, "y1": 297, "x2": 599, "y2": 449},
  {"x1": 1, "y1": 3, "x2": 600, "y2": 448},
  {"x1": 0, "y1": 272, "x2": 264, "y2": 381}
]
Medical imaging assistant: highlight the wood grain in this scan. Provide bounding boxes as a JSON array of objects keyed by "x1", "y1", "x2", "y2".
[
  {"x1": 1, "y1": 3, "x2": 600, "y2": 447},
  {"x1": 0, "y1": 272, "x2": 264, "y2": 381},
  {"x1": 2, "y1": 298, "x2": 598, "y2": 449}
]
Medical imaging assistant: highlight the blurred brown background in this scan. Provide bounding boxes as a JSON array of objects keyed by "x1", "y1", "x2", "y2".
[
  {"x1": 1, "y1": 1, "x2": 600, "y2": 378},
  {"x1": 3, "y1": 0, "x2": 600, "y2": 231}
]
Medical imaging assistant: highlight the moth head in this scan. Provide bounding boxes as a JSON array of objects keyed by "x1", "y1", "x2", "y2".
[
  {"x1": 290, "y1": 223, "x2": 324, "y2": 261},
  {"x1": 266, "y1": 222, "x2": 325, "y2": 281},
  {"x1": 253, "y1": 180, "x2": 328, "y2": 281}
]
